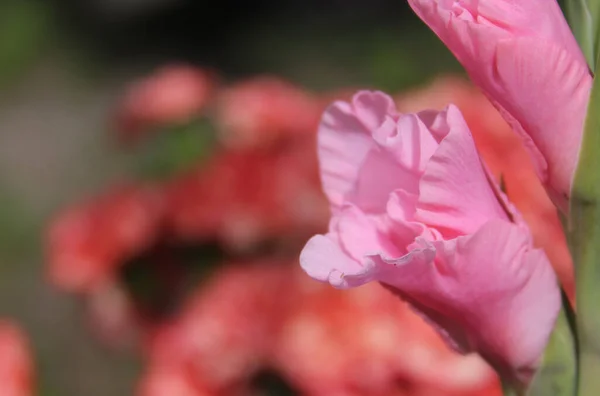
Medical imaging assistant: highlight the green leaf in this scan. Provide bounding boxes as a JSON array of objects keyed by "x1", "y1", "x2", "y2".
[
  {"x1": 133, "y1": 117, "x2": 216, "y2": 180},
  {"x1": 526, "y1": 292, "x2": 578, "y2": 396},
  {"x1": 565, "y1": 0, "x2": 600, "y2": 69}
]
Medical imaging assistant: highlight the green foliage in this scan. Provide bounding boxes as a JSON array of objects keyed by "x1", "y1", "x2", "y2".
[
  {"x1": 0, "y1": 0, "x2": 52, "y2": 88},
  {"x1": 133, "y1": 118, "x2": 217, "y2": 180},
  {"x1": 0, "y1": 186, "x2": 36, "y2": 263},
  {"x1": 564, "y1": 0, "x2": 600, "y2": 69},
  {"x1": 527, "y1": 294, "x2": 578, "y2": 396},
  {"x1": 567, "y1": 26, "x2": 600, "y2": 396},
  {"x1": 368, "y1": 25, "x2": 463, "y2": 92}
]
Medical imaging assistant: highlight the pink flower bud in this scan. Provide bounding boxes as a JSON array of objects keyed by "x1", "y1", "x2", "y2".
[{"x1": 407, "y1": 0, "x2": 592, "y2": 211}]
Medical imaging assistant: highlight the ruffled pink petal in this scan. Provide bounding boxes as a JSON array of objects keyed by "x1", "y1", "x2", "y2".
[
  {"x1": 411, "y1": 0, "x2": 585, "y2": 65},
  {"x1": 299, "y1": 233, "x2": 436, "y2": 289},
  {"x1": 430, "y1": 220, "x2": 560, "y2": 384},
  {"x1": 333, "y1": 204, "x2": 401, "y2": 260},
  {"x1": 351, "y1": 89, "x2": 398, "y2": 130},
  {"x1": 372, "y1": 112, "x2": 440, "y2": 171},
  {"x1": 317, "y1": 91, "x2": 441, "y2": 214},
  {"x1": 347, "y1": 119, "x2": 419, "y2": 213},
  {"x1": 317, "y1": 91, "x2": 399, "y2": 210},
  {"x1": 390, "y1": 220, "x2": 557, "y2": 384},
  {"x1": 317, "y1": 99, "x2": 378, "y2": 209},
  {"x1": 300, "y1": 234, "x2": 364, "y2": 287},
  {"x1": 302, "y1": 217, "x2": 559, "y2": 385},
  {"x1": 415, "y1": 105, "x2": 508, "y2": 237}
]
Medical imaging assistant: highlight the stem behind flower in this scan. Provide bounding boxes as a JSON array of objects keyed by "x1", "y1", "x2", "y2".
[
  {"x1": 527, "y1": 301, "x2": 578, "y2": 396},
  {"x1": 565, "y1": 0, "x2": 597, "y2": 69},
  {"x1": 568, "y1": 34, "x2": 600, "y2": 396}
]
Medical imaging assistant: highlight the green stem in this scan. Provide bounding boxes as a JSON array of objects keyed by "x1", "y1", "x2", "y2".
[
  {"x1": 566, "y1": 0, "x2": 596, "y2": 69},
  {"x1": 570, "y1": 203, "x2": 600, "y2": 396},
  {"x1": 527, "y1": 300, "x2": 578, "y2": 396},
  {"x1": 579, "y1": 352, "x2": 600, "y2": 395},
  {"x1": 568, "y1": 36, "x2": 600, "y2": 396},
  {"x1": 569, "y1": 197, "x2": 600, "y2": 396}
]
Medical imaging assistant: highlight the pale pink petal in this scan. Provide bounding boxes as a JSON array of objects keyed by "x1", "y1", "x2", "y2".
[
  {"x1": 416, "y1": 105, "x2": 508, "y2": 237},
  {"x1": 372, "y1": 112, "x2": 439, "y2": 171},
  {"x1": 348, "y1": 112, "x2": 444, "y2": 213},
  {"x1": 333, "y1": 205, "x2": 401, "y2": 259},
  {"x1": 430, "y1": 220, "x2": 559, "y2": 384},
  {"x1": 317, "y1": 93, "x2": 394, "y2": 210},
  {"x1": 299, "y1": 233, "x2": 437, "y2": 289},
  {"x1": 351, "y1": 90, "x2": 398, "y2": 130},
  {"x1": 318, "y1": 91, "x2": 433, "y2": 214},
  {"x1": 370, "y1": 220, "x2": 558, "y2": 384},
  {"x1": 491, "y1": 38, "x2": 591, "y2": 208},
  {"x1": 327, "y1": 202, "x2": 419, "y2": 263},
  {"x1": 303, "y1": 218, "x2": 559, "y2": 383},
  {"x1": 317, "y1": 101, "x2": 377, "y2": 208},
  {"x1": 347, "y1": 121, "x2": 418, "y2": 213},
  {"x1": 386, "y1": 190, "x2": 435, "y2": 245},
  {"x1": 386, "y1": 189, "x2": 419, "y2": 221},
  {"x1": 300, "y1": 235, "x2": 370, "y2": 288},
  {"x1": 301, "y1": 202, "x2": 398, "y2": 286}
]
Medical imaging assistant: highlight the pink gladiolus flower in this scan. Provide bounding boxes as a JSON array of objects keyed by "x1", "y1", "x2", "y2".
[
  {"x1": 396, "y1": 76, "x2": 575, "y2": 301},
  {"x1": 300, "y1": 91, "x2": 560, "y2": 388},
  {"x1": 407, "y1": 0, "x2": 592, "y2": 211}
]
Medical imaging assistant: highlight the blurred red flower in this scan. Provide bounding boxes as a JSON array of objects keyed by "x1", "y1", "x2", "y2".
[
  {"x1": 274, "y1": 269, "x2": 500, "y2": 396},
  {"x1": 144, "y1": 261, "x2": 292, "y2": 392},
  {"x1": 143, "y1": 261, "x2": 501, "y2": 396},
  {"x1": 165, "y1": 137, "x2": 328, "y2": 253},
  {"x1": 48, "y1": 72, "x2": 568, "y2": 396},
  {"x1": 214, "y1": 77, "x2": 321, "y2": 150},
  {"x1": 116, "y1": 64, "x2": 216, "y2": 145},
  {"x1": 46, "y1": 184, "x2": 164, "y2": 293},
  {"x1": 0, "y1": 321, "x2": 34, "y2": 396},
  {"x1": 137, "y1": 364, "x2": 215, "y2": 396}
]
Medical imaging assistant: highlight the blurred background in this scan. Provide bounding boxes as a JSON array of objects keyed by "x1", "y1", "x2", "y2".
[{"x1": 0, "y1": 1, "x2": 568, "y2": 395}]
